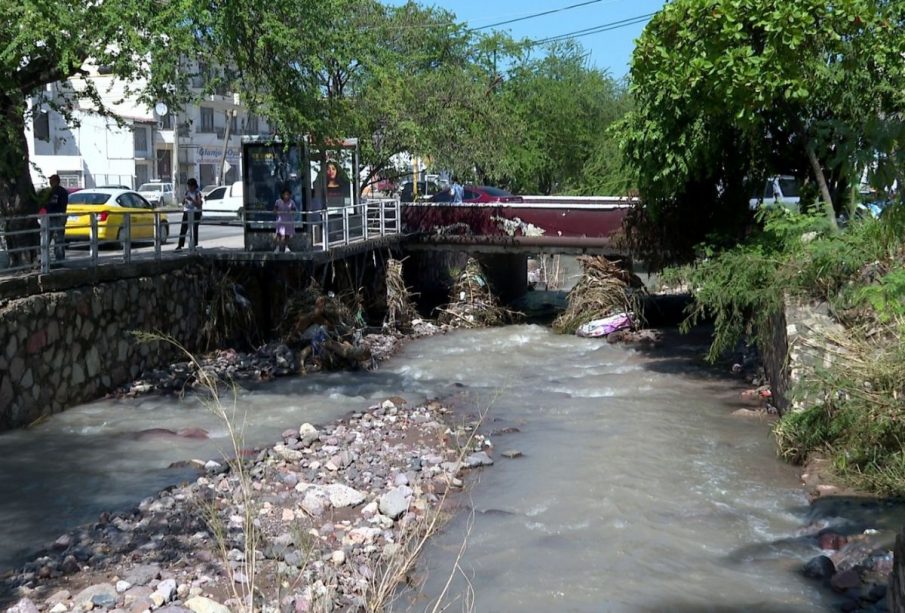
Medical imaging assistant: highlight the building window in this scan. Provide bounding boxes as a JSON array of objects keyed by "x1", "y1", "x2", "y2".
[
  {"x1": 160, "y1": 113, "x2": 173, "y2": 130},
  {"x1": 133, "y1": 126, "x2": 148, "y2": 155},
  {"x1": 245, "y1": 114, "x2": 259, "y2": 135},
  {"x1": 135, "y1": 164, "x2": 150, "y2": 186},
  {"x1": 200, "y1": 107, "x2": 214, "y2": 133},
  {"x1": 34, "y1": 111, "x2": 50, "y2": 141},
  {"x1": 57, "y1": 172, "x2": 82, "y2": 188}
]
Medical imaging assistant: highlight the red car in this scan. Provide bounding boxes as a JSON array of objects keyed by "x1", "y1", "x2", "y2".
[{"x1": 428, "y1": 185, "x2": 522, "y2": 203}]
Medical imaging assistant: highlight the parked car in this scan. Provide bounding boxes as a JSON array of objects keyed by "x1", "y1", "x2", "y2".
[
  {"x1": 399, "y1": 180, "x2": 443, "y2": 202},
  {"x1": 64, "y1": 189, "x2": 169, "y2": 244},
  {"x1": 137, "y1": 181, "x2": 176, "y2": 207},
  {"x1": 748, "y1": 175, "x2": 801, "y2": 211},
  {"x1": 429, "y1": 185, "x2": 523, "y2": 204},
  {"x1": 203, "y1": 181, "x2": 244, "y2": 220},
  {"x1": 201, "y1": 184, "x2": 220, "y2": 196},
  {"x1": 96, "y1": 184, "x2": 131, "y2": 190}
]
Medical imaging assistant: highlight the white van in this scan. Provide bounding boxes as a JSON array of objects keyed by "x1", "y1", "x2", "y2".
[
  {"x1": 748, "y1": 175, "x2": 801, "y2": 211},
  {"x1": 203, "y1": 181, "x2": 244, "y2": 220}
]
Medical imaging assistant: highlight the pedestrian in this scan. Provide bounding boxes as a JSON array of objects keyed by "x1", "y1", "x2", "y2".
[
  {"x1": 175, "y1": 178, "x2": 203, "y2": 251},
  {"x1": 450, "y1": 176, "x2": 464, "y2": 204},
  {"x1": 273, "y1": 187, "x2": 297, "y2": 252},
  {"x1": 45, "y1": 174, "x2": 68, "y2": 262}
]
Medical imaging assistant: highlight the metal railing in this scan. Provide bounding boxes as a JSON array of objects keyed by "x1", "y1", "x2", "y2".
[{"x1": 0, "y1": 198, "x2": 401, "y2": 276}]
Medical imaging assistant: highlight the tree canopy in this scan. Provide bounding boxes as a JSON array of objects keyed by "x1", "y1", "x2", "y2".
[
  {"x1": 1, "y1": 0, "x2": 637, "y2": 229},
  {"x1": 618, "y1": 0, "x2": 905, "y2": 265}
]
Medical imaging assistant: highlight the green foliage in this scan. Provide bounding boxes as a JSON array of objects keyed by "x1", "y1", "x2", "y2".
[
  {"x1": 774, "y1": 338, "x2": 905, "y2": 495},
  {"x1": 672, "y1": 207, "x2": 904, "y2": 361},
  {"x1": 617, "y1": 0, "x2": 905, "y2": 264},
  {"x1": 854, "y1": 269, "x2": 905, "y2": 324}
]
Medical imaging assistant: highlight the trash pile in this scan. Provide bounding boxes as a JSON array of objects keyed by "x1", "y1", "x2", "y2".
[
  {"x1": 553, "y1": 256, "x2": 645, "y2": 336},
  {"x1": 437, "y1": 257, "x2": 517, "y2": 328},
  {"x1": 277, "y1": 283, "x2": 371, "y2": 371},
  {"x1": 384, "y1": 258, "x2": 417, "y2": 333}
]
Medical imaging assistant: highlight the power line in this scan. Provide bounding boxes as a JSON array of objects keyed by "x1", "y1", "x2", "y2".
[
  {"x1": 529, "y1": 12, "x2": 656, "y2": 46},
  {"x1": 471, "y1": 0, "x2": 609, "y2": 31}
]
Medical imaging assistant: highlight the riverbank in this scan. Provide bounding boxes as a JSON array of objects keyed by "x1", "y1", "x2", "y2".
[{"x1": 2, "y1": 394, "x2": 494, "y2": 612}]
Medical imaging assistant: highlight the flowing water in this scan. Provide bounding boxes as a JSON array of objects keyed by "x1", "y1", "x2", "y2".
[{"x1": 0, "y1": 324, "x2": 897, "y2": 609}]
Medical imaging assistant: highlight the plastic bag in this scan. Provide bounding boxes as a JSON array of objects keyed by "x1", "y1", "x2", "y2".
[{"x1": 576, "y1": 312, "x2": 633, "y2": 338}]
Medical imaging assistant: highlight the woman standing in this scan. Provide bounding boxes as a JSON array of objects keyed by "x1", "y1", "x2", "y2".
[{"x1": 176, "y1": 178, "x2": 203, "y2": 251}]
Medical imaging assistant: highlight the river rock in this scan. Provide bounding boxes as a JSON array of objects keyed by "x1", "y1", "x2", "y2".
[
  {"x1": 501, "y1": 449, "x2": 523, "y2": 459},
  {"x1": 6, "y1": 598, "x2": 39, "y2": 613},
  {"x1": 818, "y1": 532, "x2": 848, "y2": 551},
  {"x1": 124, "y1": 564, "x2": 160, "y2": 586},
  {"x1": 155, "y1": 578, "x2": 177, "y2": 602},
  {"x1": 302, "y1": 488, "x2": 331, "y2": 517},
  {"x1": 73, "y1": 583, "x2": 117, "y2": 608},
  {"x1": 379, "y1": 486, "x2": 412, "y2": 519},
  {"x1": 830, "y1": 568, "x2": 861, "y2": 592},
  {"x1": 802, "y1": 555, "x2": 836, "y2": 579},
  {"x1": 323, "y1": 484, "x2": 366, "y2": 508},
  {"x1": 298, "y1": 423, "x2": 320, "y2": 446},
  {"x1": 273, "y1": 444, "x2": 304, "y2": 462},
  {"x1": 331, "y1": 550, "x2": 346, "y2": 566},
  {"x1": 185, "y1": 596, "x2": 231, "y2": 613},
  {"x1": 465, "y1": 451, "x2": 493, "y2": 468}
]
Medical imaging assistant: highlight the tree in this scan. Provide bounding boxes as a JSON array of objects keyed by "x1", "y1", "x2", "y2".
[
  {"x1": 495, "y1": 41, "x2": 633, "y2": 195},
  {"x1": 618, "y1": 0, "x2": 905, "y2": 263}
]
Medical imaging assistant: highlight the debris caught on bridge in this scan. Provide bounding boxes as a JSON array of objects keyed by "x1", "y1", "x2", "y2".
[
  {"x1": 437, "y1": 257, "x2": 519, "y2": 328},
  {"x1": 553, "y1": 255, "x2": 645, "y2": 335},
  {"x1": 384, "y1": 258, "x2": 417, "y2": 332},
  {"x1": 198, "y1": 268, "x2": 259, "y2": 351},
  {"x1": 492, "y1": 215, "x2": 545, "y2": 237}
]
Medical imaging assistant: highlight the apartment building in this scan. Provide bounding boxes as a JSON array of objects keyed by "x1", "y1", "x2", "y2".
[{"x1": 26, "y1": 62, "x2": 271, "y2": 191}]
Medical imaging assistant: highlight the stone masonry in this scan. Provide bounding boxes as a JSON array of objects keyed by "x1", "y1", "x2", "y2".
[{"x1": 0, "y1": 263, "x2": 207, "y2": 430}]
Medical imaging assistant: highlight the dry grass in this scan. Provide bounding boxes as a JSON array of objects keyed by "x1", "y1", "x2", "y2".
[
  {"x1": 385, "y1": 258, "x2": 418, "y2": 332},
  {"x1": 552, "y1": 256, "x2": 643, "y2": 334}
]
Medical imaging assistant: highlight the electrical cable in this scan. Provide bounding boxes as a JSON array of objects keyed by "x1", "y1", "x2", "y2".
[
  {"x1": 529, "y1": 12, "x2": 655, "y2": 45},
  {"x1": 471, "y1": 0, "x2": 617, "y2": 31}
]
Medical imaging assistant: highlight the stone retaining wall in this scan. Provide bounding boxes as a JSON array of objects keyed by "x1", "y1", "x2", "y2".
[{"x1": 0, "y1": 262, "x2": 208, "y2": 430}]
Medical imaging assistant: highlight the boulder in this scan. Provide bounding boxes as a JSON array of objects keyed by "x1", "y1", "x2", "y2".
[
  {"x1": 379, "y1": 486, "x2": 412, "y2": 520},
  {"x1": 185, "y1": 596, "x2": 231, "y2": 613},
  {"x1": 802, "y1": 555, "x2": 836, "y2": 580},
  {"x1": 73, "y1": 583, "x2": 117, "y2": 608},
  {"x1": 322, "y1": 484, "x2": 366, "y2": 508}
]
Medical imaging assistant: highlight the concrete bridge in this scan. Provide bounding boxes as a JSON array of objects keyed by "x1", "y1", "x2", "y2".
[{"x1": 401, "y1": 196, "x2": 632, "y2": 255}]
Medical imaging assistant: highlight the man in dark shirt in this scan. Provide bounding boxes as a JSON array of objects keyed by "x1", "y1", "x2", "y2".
[{"x1": 46, "y1": 174, "x2": 69, "y2": 261}]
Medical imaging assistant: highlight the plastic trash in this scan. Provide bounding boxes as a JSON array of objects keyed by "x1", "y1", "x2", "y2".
[{"x1": 576, "y1": 312, "x2": 633, "y2": 338}]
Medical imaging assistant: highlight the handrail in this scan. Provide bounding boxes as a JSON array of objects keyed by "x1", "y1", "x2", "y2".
[{"x1": 0, "y1": 198, "x2": 401, "y2": 277}]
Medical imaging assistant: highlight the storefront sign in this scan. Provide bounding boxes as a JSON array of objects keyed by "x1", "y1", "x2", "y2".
[{"x1": 196, "y1": 146, "x2": 240, "y2": 165}]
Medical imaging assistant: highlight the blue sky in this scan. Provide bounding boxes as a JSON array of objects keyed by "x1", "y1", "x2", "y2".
[{"x1": 386, "y1": 0, "x2": 668, "y2": 77}]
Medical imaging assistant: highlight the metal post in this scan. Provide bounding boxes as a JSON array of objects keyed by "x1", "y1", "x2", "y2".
[
  {"x1": 321, "y1": 214, "x2": 329, "y2": 250},
  {"x1": 188, "y1": 210, "x2": 196, "y2": 252},
  {"x1": 153, "y1": 212, "x2": 161, "y2": 259},
  {"x1": 379, "y1": 200, "x2": 386, "y2": 236},
  {"x1": 342, "y1": 206, "x2": 350, "y2": 245},
  {"x1": 122, "y1": 214, "x2": 131, "y2": 264},
  {"x1": 364, "y1": 202, "x2": 370, "y2": 240},
  {"x1": 90, "y1": 214, "x2": 99, "y2": 265},
  {"x1": 394, "y1": 199, "x2": 401, "y2": 234},
  {"x1": 39, "y1": 214, "x2": 50, "y2": 273}
]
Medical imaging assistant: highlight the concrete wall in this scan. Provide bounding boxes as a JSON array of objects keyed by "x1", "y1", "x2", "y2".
[{"x1": 0, "y1": 262, "x2": 208, "y2": 431}]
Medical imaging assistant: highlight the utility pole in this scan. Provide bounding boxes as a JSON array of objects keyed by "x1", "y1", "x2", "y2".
[{"x1": 218, "y1": 108, "x2": 236, "y2": 185}]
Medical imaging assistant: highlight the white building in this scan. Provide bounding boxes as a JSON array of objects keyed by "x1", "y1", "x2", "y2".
[{"x1": 26, "y1": 62, "x2": 272, "y2": 191}]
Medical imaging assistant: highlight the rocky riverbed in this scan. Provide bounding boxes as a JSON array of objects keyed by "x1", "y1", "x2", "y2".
[{"x1": 2, "y1": 396, "x2": 495, "y2": 612}]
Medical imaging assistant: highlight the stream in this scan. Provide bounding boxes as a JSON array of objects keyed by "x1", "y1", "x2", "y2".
[{"x1": 1, "y1": 324, "x2": 900, "y2": 610}]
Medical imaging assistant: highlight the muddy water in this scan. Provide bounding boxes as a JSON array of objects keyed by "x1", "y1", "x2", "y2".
[
  {"x1": 0, "y1": 325, "x2": 876, "y2": 609},
  {"x1": 392, "y1": 326, "x2": 840, "y2": 611}
]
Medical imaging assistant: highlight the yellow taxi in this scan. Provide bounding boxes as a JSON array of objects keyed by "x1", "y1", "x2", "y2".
[{"x1": 65, "y1": 188, "x2": 170, "y2": 244}]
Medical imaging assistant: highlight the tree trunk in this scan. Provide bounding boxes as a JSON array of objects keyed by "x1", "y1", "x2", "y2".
[
  {"x1": 804, "y1": 140, "x2": 838, "y2": 230},
  {"x1": 0, "y1": 94, "x2": 40, "y2": 266}
]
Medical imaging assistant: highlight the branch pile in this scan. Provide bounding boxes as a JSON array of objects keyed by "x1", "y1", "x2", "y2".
[
  {"x1": 437, "y1": 257, "x2": 517, "y2": 328},
  {"x1": 384, "y1": 258, "x2": 417, "y2": 332},
  {"x1": 553, "y1": 256, "x2": 644, "y2": 334}
]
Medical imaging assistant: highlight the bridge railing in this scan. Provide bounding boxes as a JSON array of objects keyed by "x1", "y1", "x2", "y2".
[{"x1": 0, "y1": 198, "x2": 401, "y2": 276}]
